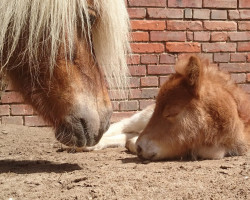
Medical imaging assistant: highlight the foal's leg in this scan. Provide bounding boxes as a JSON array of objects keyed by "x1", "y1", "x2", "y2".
[{"x1": 83, "y1": 104, "x2": 155, "y2": 151}]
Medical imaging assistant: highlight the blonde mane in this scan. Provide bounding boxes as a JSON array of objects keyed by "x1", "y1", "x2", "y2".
[{"x1": 0, "y1": 0, "x2": 130, "y2": 92}]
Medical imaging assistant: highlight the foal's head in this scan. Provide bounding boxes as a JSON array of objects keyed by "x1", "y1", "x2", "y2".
[{"x1": 0, "y1": 0, "x2": 130, "y2": 147}]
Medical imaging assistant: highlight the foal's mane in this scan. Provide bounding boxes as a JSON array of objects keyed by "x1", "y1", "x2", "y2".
[{"x1": 0, "y1": 0, "x2": 130, "y2": 91}]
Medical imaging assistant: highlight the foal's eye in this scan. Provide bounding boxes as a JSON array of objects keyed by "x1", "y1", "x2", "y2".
[{"x1": 89, "y1": 14, "x2": 96, "y2": 25}]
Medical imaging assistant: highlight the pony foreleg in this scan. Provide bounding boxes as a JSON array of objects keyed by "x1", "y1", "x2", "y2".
[{"x1": 83, "y1": 104, "x2": 155, "y2": 151}]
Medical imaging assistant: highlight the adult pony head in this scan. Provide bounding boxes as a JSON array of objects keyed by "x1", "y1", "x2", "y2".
[{"x1": 0, "y1": 0, "x2": 130, "y2": 147}]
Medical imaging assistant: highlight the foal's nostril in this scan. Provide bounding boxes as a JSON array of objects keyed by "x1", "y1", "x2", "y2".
[{"x1": 137, "y1": 145, "x2": 142, "y2": 155}]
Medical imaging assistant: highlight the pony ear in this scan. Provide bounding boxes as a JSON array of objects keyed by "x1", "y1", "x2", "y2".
[{"x1": 175, "y1": 55, "x2": 203, "y2": 97}]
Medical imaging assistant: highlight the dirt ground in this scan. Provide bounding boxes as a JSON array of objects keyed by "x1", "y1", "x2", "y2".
[{"x1": 0, "y1": 124, "x2": 249, "y2": 200}]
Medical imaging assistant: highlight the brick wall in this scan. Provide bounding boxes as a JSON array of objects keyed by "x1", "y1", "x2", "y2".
[{"x1": 1, "y1": 0, "x2": 250, "y2": 126}]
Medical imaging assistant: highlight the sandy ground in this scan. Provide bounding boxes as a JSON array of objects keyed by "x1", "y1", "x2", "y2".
[{"x1": 0, "y1": 124, "x2": 249, "y2": 200}]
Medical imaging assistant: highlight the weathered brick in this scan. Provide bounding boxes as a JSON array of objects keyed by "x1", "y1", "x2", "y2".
[
  {"x1": 203, "y1": 0, "x2": 237, "y2": 8},
  {"x1": 129, "y1": 77, "x2": 140, "y2": 88},
  {"x1": 129, "y1": 65, "x2": 146, "y2": 76},
  {"x1": 120, "y1": 101, "x2": 139, "y2": 111},
  {"x1": 202, "y1": 43, "x2": 236, "y2": 52},
  {"x1": 128, "y1": 8, "x2": 146, "y2": 19},
  {"x1": 159, "y1": 76, "x2": 171, "y2": 86},
  {"x1": 229, "y1": 32, "x2": 250, "y2": 41},
  {"x1": 230, "y1": 73, "x2": 246, "y2": 83},
  {"x1": 211, "y1": 10, "x2": 227, "y2": 20},
  {"x1": 230, "y1": 53, "x2": 246, "y2": 62},
  {"x1": 186, "y1": 31, "x2": 194, "y2": 41},
  {"x1": 1, "y1": 92, "x2": 24, "y2": 104},
  {"x1": 129, "y1": 88, "x2": 159, "y2": 99},
  {"x1": 247, "y1": 73, "x2": 250, "y2": 82},
  {"x1": 229, "y1": 10, "x2": 250, "y2": 20},
  {"x1": 184, "y1": 9, "x2": 192, "y2": 19},
  {"x1": 167, "y1": 20, "x2": 203, "y2": 31},
  {"x1": 24, "y1": 116, "x2": 50, "y2": 127},
  {"x1": 193, "y1": 9, "x2": 210, "y2": 19},
  {"x1": 240, "y1": 0, "x2": 250, "y2": 8},
  {"x1": 238, "y1": 42, "x2": 250, "y2": 52},
  {"x1": 2, "y1": 116, "x2": 23, "y2": 125},
  {"x1": 128, "y1": 0, "x2": 166, "y2": 7},
  {"x1": 131, "y1": 20, "x2": 166, "y2": 31},
  {"x1": 150, "y1": 31, "x2": 186, "y2": 42},
  {"x1": 111, "y1": 101, "x2": 119, "y2": 111},
  {"x1": 168, "y1": 0, "x2": 202, "y2": 8},
  {"x1": 159, "y1": 53, "x2": 176, "y2": 64},
  {"x1": 219, "y1": 63, "x2": 250, "y2": 73},
  {"x1": 214, "y1": 53, "x2": 230, "y2": 63},
  {"x1": 141, "y1": 54, "x2": 158, "y2": 64},
  {"x1": 0, "y1": 105, "x2": 10, "y2": 116},
  {"x1": 148, "y1": 8, "x2": 183, "y2": 19},
  {"x1": 148, "y1": 65, "x2": 175, "y2": 75},
  {"x1": 139, "y1": 100, "x2": 155, "y2": 110},
  {"x1": 211, "y1": 32, "x2": 228, "y2": 42},
  {"x1": 11, "y1": 104, "x2": 34, "y2": 115},
  {"x1": 204, "y1": 21, "x2": 237, "y2": 31},
  {"x1": 127, "y1": 54, "x2": 140, "y2": 65},
  {"x1": 239, "y1": 84, "x2": 250, "y2": 93},
  {"x1": 194, "y1": 32, "x2": 210, "y2": 41},
  {"x1": 141, "y1": 76, "x2": 159, "y2": 87},
  {"x1": 166, "y1": 42, "x2": 201, "y2": 53},
  {"x1": 239, "y1": 21, "x2": 250, "y2": 31},
  {"x1": 131, "y1": 32, "x2": 149, "y2": 42},
  {"x1": 248, "y1": 53, "x2": 250, "y2": 62},
  {"x1": 131, "y1": 43, "x2": 165, "y2": 53},
  {"x1": 111, "y1": 112, "x2": 136, "y2": 123},
  {"x1": 109, "y1": 90, "x2": 129, "y2": 100}
]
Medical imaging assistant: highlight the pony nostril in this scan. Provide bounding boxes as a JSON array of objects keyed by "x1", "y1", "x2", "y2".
[{"x1": 137, "y1": 144, "x2": 142, "y2": 155}]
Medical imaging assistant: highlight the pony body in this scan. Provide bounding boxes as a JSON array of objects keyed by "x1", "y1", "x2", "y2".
[
  {"x1": 87, "y1": 55, "x2": 250, "y2": 161},
  {"x1": 0, "y1": 0, "x2": 130, "y2": 147}
]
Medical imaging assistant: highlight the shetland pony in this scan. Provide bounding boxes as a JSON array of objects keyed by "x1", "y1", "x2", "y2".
[
  {"x1": 0, "y1": 0, "x2": 130, "y2": 147},
  {"x1": 86, "y1": 55, "x2": 250, "y2": 161}
]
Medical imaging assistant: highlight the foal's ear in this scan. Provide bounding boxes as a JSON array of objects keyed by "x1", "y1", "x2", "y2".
[{"x1": 175, "y1": 55, "x2": 203, "y2": 97}]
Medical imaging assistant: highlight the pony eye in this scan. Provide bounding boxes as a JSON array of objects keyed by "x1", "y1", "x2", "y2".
[{"x1": 89, "y1": 14, "x2": 96, "y2": 25}]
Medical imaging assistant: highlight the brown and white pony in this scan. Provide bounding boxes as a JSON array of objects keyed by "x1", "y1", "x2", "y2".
[
  {"x1": 88, "y1": 55, "x2": 250, "y2": 161},
  {"x1": 0, "y1": 0, "x2": 130, "y2": 147}
]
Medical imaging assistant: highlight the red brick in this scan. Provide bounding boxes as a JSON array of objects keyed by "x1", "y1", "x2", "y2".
[
  {"x1": 11, "y1": 104, "x2": 34, "y2": 115},
  {"x1": 127, "y1": 8, "x2": 146, "y2": 19},
  {"x1": 167, "y1": 20, "x2": 203, "y2": 31},
  {"x1": 240, "y1": 0, "x2": 250, "y2": 8},
  {"x1": 228, "y1": 10, "x2": 239, "y2": 19},
  {"x1": 148, "y1": 65, "x2": 175, "y2": 75},
  {"x1": 150, "y1": 31, "x2": 186, "y2": 42},
  {"x1": 141, "y1": 76, "x2": 158, "y2": 87},
  {"x1": 229, "y1": 10, "x2": 250, "y2": 20},
  {"x1": 128, "y1": 0, "x2": 166, "y2": 7},
  {"x1": 168, "y1": 0, "x2": 202, "y2": 8},
  {"x1": 2, "y1": 116, "x2": 23, "y2": 125},
  {"x1": 111, "y1": 101, "x2": 119, "y2": 111},
  {"x1": 204, "y1": 21, "x2": 237, "y2": 31},
  {"x1": 211, "y1": 32, "x2": 228, "y2": 42},
  {"x1": 160, "y1": 54, "x2": 176, "y2": 64},
  {"x1": 230, "y1": 53, "x2": 246, "y2": 62},
  {"x1": 230, "y1": 73, "x2": 246, "y2": 84},
  {"x1": 238, "y1": 42, "x2": 250, "y2": 52},
  {"x1": 129, "y1": 65, "x2": 146, "y2": 76},
  {"x1": 229, "y1": 32, "x2": 250, "y2": 41},
  {"x1": 211, "y1": 10, "x2": 227, "y2": 20},
  {"x1": 141, "y1": 54, "x2": 158, "y2": 64},
  {"x1": 1, "y1": 92, "x2": 24, "y2": 104},
  {"x1": 219, "y1": 63, "x2": 250, "y2": 73},
  {"x1": 131, "y1": 32, "x2": 149, "y2": 42},
  {"x1": 203, "y1": 0, "x2": 237, "y2": 8},
  {"x1": 127, "y1": 54, "x2": 140, "y2": 65},
  {"x1": 129, "y1": 77, "x2": 140, "y2": 88},
  {"x1": 194, "y1": 32, "x2": 210, "y2": 41},
  {"x1": 148, "y1": 8, "x2": 183, "y2": 19},
  {"x1": 24, "y1": 116, "x2": 50, "y2": 127},
  {"x1": 131, "y1": 43, "x2": 165, "y2": 53},
  {"x1": 247, "y1": 73, "x2": 250, "y2": 82},
  {"x1": 248, "y1": 53, "x2": 250, "y2": 62},
  {"x1": 159, "y1": 76, "x2": 171, "y2": 86},
  {"x1": 129, "y1": 88, "x2": 159, "y2": 99},
  {"x1": 214, "y1": 53, "x2": 230, "y2": 63},
  {"x1": 0, "y1": 105, "x2": 9, "y2": 116},
  {"x1": 202, "y1": 43, "x2": 236, "y2": 52},
  {"x1": 120, "y1": 101, "x2": 139, "y2": 111},
  {"x1": 239, "y1": 84, "x2": 250, "y2": 93},
  {"x1": 239, "y1": 21, "x2": 250, "y2": 31},
  {"x1": 186, "y1": 32, "x2": 193, "y2": 41},
  {"x1": 111, "y1": 112, "x2": 136, "y2": 123},
  {"x1": 139, "y1": 100, "x2": 155, "y2": 110},
  {"x1": 131, "y1": 20, "x2": 166, "y2": 31},
  {"x1": 109, "y1": 90, "x2": 129, "y2": 100},
  {"x1": 166, "y1": 42, "x2": 201, "y2": 53},
  {"x1": 193, "y1": 9, "x2": 210, "y2": 19}
]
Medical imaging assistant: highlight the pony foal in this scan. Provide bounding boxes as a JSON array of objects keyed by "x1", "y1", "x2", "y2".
[{"x1": 88, "y1": 55, "x2": 250, "y2": 161}]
